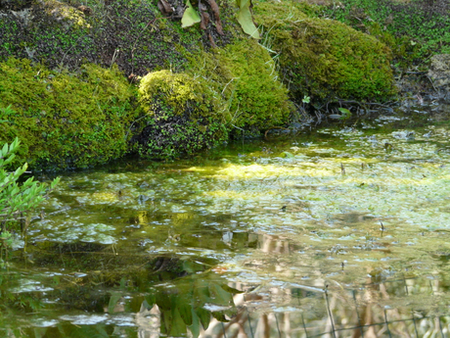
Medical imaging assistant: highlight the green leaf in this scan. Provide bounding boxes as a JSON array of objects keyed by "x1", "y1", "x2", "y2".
[
  {"x1": 188, "y1": 309, "x2": 201, "y2": 338},
  {"x1": 337, "y1": 107, "x2": 352, "y2": 120},
  {"x1": 178, "y1": 301, "x2": 193, "y2": 326},
  {"x1": 236, "y1": 0, "x2": 260, "y2": 39},
  {"x1": 219, "y1": 284, "x2": 244, "y2": 294},
  {"x1": 181, "y1": 0, "x2": 201, "y2": 28},
  {"x1": 3, "y1": 153, "x2": 15, "y2": 166},
  {"x1": 280, "y1": 151, "x2": 294, "y2": 158},
  {"x1": 107, "y1": 293, "x2": 122, "y2": 314},
  {"x1": 195, "y1": 307, "x2": 211, "y2": 330},
  {"x1": 211, "y1": 311, "x2": 228, "y2": 322},
  {"x1": 161, "y1": 309, "x2": 172, "y2": 334},
  {"x1": 145, "y1": 293, "x2": 156, "y2": 309},
  {"x1": 193, "y1": 284, "x2": 211, "y2": 306},
  {"x1": 169, "y1": 308, "x2": 187, "y2": 337},
  {"x1": 209, "y1": 283, "x2": 232, "y2": 305},
  {"x1": 156, "y1": 291, "x2": 171, "y2": 310},
  {"x1": 1, "y1": 142, "x2": 8, "y2": 156}
]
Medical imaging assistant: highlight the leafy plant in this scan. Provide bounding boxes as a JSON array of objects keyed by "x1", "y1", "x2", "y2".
[
  {"x1": 337, "y1": 107, "x2": 352, "y2": 120},
  {"x1": 235, "y1": 0, "x2": 259, "y2": 39},
  {"x1": 0, "y1": 137, "x2": 59, "y2": 265},
  {"x1": 143, "y1": 273, "x2": 242, "y2": 337}
]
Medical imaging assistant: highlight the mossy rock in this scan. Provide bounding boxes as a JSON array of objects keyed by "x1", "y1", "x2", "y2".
[
  {"x1": 133, "y1": 70, "x2": 228, "y2": 159},
  {"x1": 186, "y1": 39, "x2": 293, "y2": 136},
  {"x1": 253, "y1": 0, "x2": 396, "y2": 103},
  {"x1": 0, "y1": 58, "x2": 138, "y2": 170},
  {"x1": 36, "y1": 0, "x2": 91, "y2": 29}
]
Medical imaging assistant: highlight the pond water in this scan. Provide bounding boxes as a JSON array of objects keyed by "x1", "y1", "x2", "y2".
[{"x1": 3, "y1": 108, "x2": 450, "y2": 337}]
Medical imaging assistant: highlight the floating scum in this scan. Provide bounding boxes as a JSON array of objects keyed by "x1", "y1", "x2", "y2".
[{"x1": 193, "y1": 130, "x2": 450, "y2": 234}]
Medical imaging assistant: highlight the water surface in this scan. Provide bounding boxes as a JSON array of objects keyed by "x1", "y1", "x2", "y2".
[{"x1": 3, "y1": 110, "x2": 450, "y2": 337}]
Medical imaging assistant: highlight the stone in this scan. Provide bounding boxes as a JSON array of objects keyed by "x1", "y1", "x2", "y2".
[{"x1": 428, "y1": 54, "x2": 450, "y2": 90}]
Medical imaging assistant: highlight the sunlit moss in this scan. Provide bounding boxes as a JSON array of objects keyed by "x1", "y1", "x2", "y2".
[
  {"x1": 186, "y1": 39, "x2": 293, "y2": 136},
  {"x1": 133, "y1": 69, "x2": 228, "y2": 159},
  {"x1": 0, "y1": 58, "x2": 138, "y2": 170},
  {"x1": 41, "y1": 0, "x2": 92, "y2": 29}
]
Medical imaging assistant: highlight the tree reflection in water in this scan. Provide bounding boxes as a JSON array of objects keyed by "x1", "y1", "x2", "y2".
[
  {"x1": 127, "y1": 234, "x2": 450, "y2": 337},
  {"x1": 192, "y1": 278, "x2": 450, "y2": 337}
]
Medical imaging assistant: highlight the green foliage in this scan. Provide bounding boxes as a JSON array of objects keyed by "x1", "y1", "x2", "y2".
[
  {"x1": 253, "y1": 0, "x2": 396, "y2": 103},
  {"x1": 0, "y1": 138, "x2": 59, "y2": 265},
  {"x1": 0, "y1": 138, "x2": 59, "y2": 225},
  {"x1": 134, "y1": 70, "x2": 228, "y2": 159},
  {"x1": 0, "y1": 0, "x2": 94, "y2": 68},
  {"x1": 178, "y1": 0, "x2": 259, "y2": 38},
  {"x1": 187, "y1": 39, "x2": 293, "y2": 135},
  {"x1": 0, "y1": 59, "x2": 138, "y2": 170},
  {"x1": 0, "y1": 0, "x2": 199, "y2": 76},
  {"x1": 337, "y1": 107, "x2": 352, "y2": 120}
]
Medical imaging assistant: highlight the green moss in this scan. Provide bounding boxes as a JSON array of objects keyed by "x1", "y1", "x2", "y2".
[
  {"x1": 0, "y1": 58, "x2": 138, "y2": 170},
  {"x1": 186, "y1": 39, "x2": 293, "y2": 136},
  {"x1": 40, "y1": 0, "x2": 91, "y2": 29},
  {"x1": 134, "y1": 70, "x2": 228, "y2": 159},
  {"x1": 321, "y1": 0, "x2": 450, "y2": 58},
  {"x1": 253, "y1": 0, "x2": 396, "y2": 103}
]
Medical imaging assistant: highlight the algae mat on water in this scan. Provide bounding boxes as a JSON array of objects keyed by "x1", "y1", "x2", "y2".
[{"x1": 4, "y1": 115, "x2": 450, "y2": 336}]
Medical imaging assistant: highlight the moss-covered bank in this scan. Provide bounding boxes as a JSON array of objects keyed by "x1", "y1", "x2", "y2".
[
  {"x1": 0, "y1": 0, "x2": 401, "y2": 169},
  {"x1": 131, "y1": 39, "x2": 293, "y2": 159}
]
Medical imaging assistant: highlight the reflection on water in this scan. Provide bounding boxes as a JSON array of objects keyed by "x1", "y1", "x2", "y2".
[
  {"x1": 210, "y1": 277, "x2": 450, "y2": 337},
  {"x1": 3, "y1": 112, "x2": 450, "y2": 337}
]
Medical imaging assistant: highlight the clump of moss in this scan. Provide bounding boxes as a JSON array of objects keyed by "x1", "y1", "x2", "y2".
[
  {"x1": 133, "y1": 70, "x2": 228, "y2": 159},
  {"x1": 0, "y1": 58, "x2": 138, "y2": 170},
  {"x1": 187, "y1": 39, "x2": 293, "y2": 136},
  {"x1": 253, "y1": 0, "x2": 396, "y2": 104}
]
